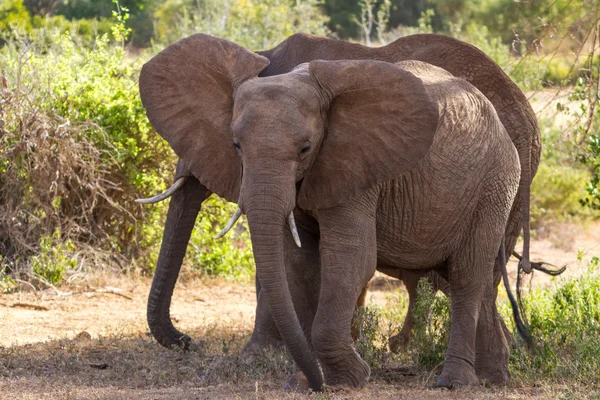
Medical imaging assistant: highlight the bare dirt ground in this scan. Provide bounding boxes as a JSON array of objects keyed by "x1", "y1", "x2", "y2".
[{"x1": 1, "y1": 222, "x2": 599, "y2": 399}]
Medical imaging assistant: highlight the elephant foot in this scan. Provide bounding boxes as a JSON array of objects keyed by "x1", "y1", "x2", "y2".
[
  {"x1": 284, "y1": 370, "x2": 310, "y2": 393},
  {"x1": 389, "y1": 332, "x2": 410, "y2": 353},
  {"x1": 321, "y1": 352, "x2": 371, "y2": 389},
  {"x1": 474, "y1": 308, "x2": 511, "y2": 385},
  {"x1": 475, "y1": 332, "x2": 510, "y2": 385},
  {"x1": 476, "y1": 362, "x2": 510, "y2": 385},
  {"x1": 240, "y1": 331, "x2": 284, "y2": 355},
  {"x1": 436, "y1": 360, "x2": 479, "y2": 388}
]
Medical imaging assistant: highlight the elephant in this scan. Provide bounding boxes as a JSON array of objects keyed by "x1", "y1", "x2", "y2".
[
  {"x1": 137, "y1": 32, "x2": 542, "y2": 358},
  {"x1": 138, "y1": 33, "x2": 523, "y2": 390}
]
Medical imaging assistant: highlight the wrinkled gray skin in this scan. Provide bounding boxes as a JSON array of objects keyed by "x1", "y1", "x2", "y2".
[
  {"x1": 143, "y1": 33, "x2": 540, "y2": 362},
  {"x1": 139, "y1": 34, "x2": 522, "y2": 391}
]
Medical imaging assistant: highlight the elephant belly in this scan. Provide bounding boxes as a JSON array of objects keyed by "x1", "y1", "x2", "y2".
[{"x1": 373, "y1": 172, "x2": 481, "y2": 271}]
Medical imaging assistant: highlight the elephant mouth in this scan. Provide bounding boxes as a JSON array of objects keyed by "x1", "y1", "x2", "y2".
[{"x1": 215, "y1": 205, "x2": 302, "y2": 248}]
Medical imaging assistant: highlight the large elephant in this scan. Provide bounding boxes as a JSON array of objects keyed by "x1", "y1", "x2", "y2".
[
  {"x1": 139, "y1": 34, "x2": 522, "y2": 390},
  {"x1": 138, "y1": 32, "x2": 541, "y2": 356}
]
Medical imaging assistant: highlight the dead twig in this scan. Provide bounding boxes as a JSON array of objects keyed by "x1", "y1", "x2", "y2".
[
  {"x1": 86, "y1": 362, "x2": 109, "y2": 369},
  {"x1": 11, "y1": 278, "x2": 39, "y2": 293},
  {"x1": 91, "y1": 286, "x2": 133, "y2": 300},
  {"x1": 9, "y1": 302, "x2": 49, "y2": 311}
]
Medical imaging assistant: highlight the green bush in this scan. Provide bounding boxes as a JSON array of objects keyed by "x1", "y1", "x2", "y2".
[
  {"x1": 0, "y1": 0, "x2": 32, "y2": 38},
  {"x1": 531, "y1": 162, "x2": 594, "y2": 227},
  {"x1": 0, "y1": 27, "x2": 255, "y2": 282},
  {"x1": 189, "y1": 195, "x2": 255, "y2": 280},
  {"x1": 153, "y1": 0, "x2": 330, "y2": 50},
  {"x1": 570, "y1": 73, "x2": 600, "y2": 210},
  {"x1": 352, "y1": 305, "x2": 389, "y2": 370},
  {"x1": 30, "y1": 229, "x2": 77, "y2": 284},
  {"x1": 508, "y1": 257, "x2": 600, "y2": 385},
  {"x1": 408, "y1": 278, "x2": 451, "y2": 370},
  {"x1": 529, "y1": 117, "x2": 598, "y2": 227}
]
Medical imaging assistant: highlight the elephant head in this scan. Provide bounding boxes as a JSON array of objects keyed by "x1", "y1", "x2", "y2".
[{"x1": 139, "y1": 34, "x2": 438, "y2": 390}]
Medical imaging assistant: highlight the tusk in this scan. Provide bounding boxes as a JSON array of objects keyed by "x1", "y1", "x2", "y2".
[
  {"x1": 135, "y1": 177, "x2": 188, "y2": 204},
  {"x1": 288, "y1": 212, "x2": 302, "y2": 248},
  {"x1": 215, "y1": 207, "x2": 242, "y2": 239}
]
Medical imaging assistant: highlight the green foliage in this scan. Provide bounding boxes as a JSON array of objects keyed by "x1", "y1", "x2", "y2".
[
  {"x1": 111, "y1": 0, "x2": 132, "y2": 47},
  {"x1": 0, "y1": 23, "x2": 259, "y2": 282},
  {"x1": 30, "y1": 229, "x2": 77, "y2": 284},
  {"x1": 531, "y1": 162, "x2": 594, "y2": 227},
  {"x1": 352, "y1": 305, "x2": 389, "y2": 369},
  {"x1": 189, "y1": 195, "x2": 255, "y2": 280},
  {"x1": 508, "y1": 259, "x2": 600, "y2": 385},
  {"x1": 153, "y1": 0, "x2": 329, "y2": 50},
  {"x1": 56, "y1": 0, "x2": 155, "y2": 47},
  {"x1": 570, "y1": 73, "x2": 600, "y2": 210},
  {"x1": 0, "y1": 29, "x2": 161, "y2": 278},
  {"x1": 0, "y1": 0, "x2": 32, "y2": 38},
  {"x1": 408, "y1": 278, "x2": 450, "y2": 370}
]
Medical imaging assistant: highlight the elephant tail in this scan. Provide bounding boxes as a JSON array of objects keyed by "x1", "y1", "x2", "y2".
[{"x1": 499, "y1": 238, "x2": 533, "y2": 348}]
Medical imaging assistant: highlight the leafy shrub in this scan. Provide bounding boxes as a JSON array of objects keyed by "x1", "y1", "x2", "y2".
[
  {"x1": 352, "y1": 305, "x2": 389, "y2": 370},
  {"x1": 509, "y1": 258, "x2": 600, "y2": 385},
  {"x1": 189, "y1": 195, "x2": 255, "y2": 280},
  {"x1": 153, "y1": 0, "x2": 330, "y2": 50},
  {"x1": 531, "y1": 162, "x2": 594, "y2": 227},
  {"x1": 30, "y1": 229, "x2": 77, "y2": 284},
  {"x1": 408, "y1": 278, "x2": 450, "y2": 370},
  {"x1": 569, "y1": 72, "x2": 600, "y2": 210},
  {"x1": 0, "y1": 26, "x2": 255, "y2": 282},
  {"x1": 0, "y1": 0, "x2": 32, "y2": 39}
]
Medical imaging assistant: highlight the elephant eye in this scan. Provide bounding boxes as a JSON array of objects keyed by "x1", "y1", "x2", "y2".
[
  {"x1": 300, "y1": 144, "x2": 311, "y2": 154},
  {"x1": 233, "y1": 141, "x2": 241, "y2": 150}
]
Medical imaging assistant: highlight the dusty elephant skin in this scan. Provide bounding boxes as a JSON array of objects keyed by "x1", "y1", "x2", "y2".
[
  {"x1": 138, "y1": 31, "x2": 540, "y2": 363},
  {"x1": 138, "y1": 34, "x2": 521, "y2": 391}
]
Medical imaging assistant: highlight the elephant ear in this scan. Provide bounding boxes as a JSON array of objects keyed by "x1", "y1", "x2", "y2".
[
  {"x1": 298, "y1": 60, "x2": 439, "y2": 210},
  {"x1": 139, "y1": 34, "x2": 269, "y2": 202}
]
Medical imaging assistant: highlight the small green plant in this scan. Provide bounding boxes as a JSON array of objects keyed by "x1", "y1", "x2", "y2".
[
  {"x1": 409, "y1": 278, "x2": 451, "y2": 370},
  {"x1": 352, "y1": 305, "x2": 388, "y2": 369},
  {"x1": 111, "y1": 0, "x2": 131, "y2": 48},
  {"x1": 29, "y1": 229, "x2": 77, "y2": 284}
]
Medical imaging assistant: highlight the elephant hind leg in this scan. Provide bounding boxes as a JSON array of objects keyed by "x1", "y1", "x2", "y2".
[
  {"x1": 437, "y1": 259, "x2": 486, "y2": 388},
  {"x1": 474, "y1": 280, "x2": 511, "y2": 384},
  {"x1": 438, "y1": 214, "x2": 510, "y2": 386},
  {"x1": 388, "y1": 271, "x2": 420, "y2": 352},
  {"x1": 388, "y1": 270, "x2": 449, "y2": 353}
]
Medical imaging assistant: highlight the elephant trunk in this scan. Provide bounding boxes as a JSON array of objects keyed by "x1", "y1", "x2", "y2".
[
  {"x1": 147, "y1": 177, "x2": 208, "y2": 349},
  {"x1": 242, "y1": 165, "x2": 324, "y2": 391}
]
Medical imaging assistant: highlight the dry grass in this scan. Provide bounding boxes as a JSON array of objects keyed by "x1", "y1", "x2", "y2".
[
  {"x1": 1, "y1": 267, "x2": 600, "y2": 399},
  {"x1": 1, "y1": 325, "x2": 597, "y2": 400}
]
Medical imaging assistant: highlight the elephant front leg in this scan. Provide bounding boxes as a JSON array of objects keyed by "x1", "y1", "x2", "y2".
[{"x1": 311, "y1": 203, "x2": 377, "y2": 389}]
